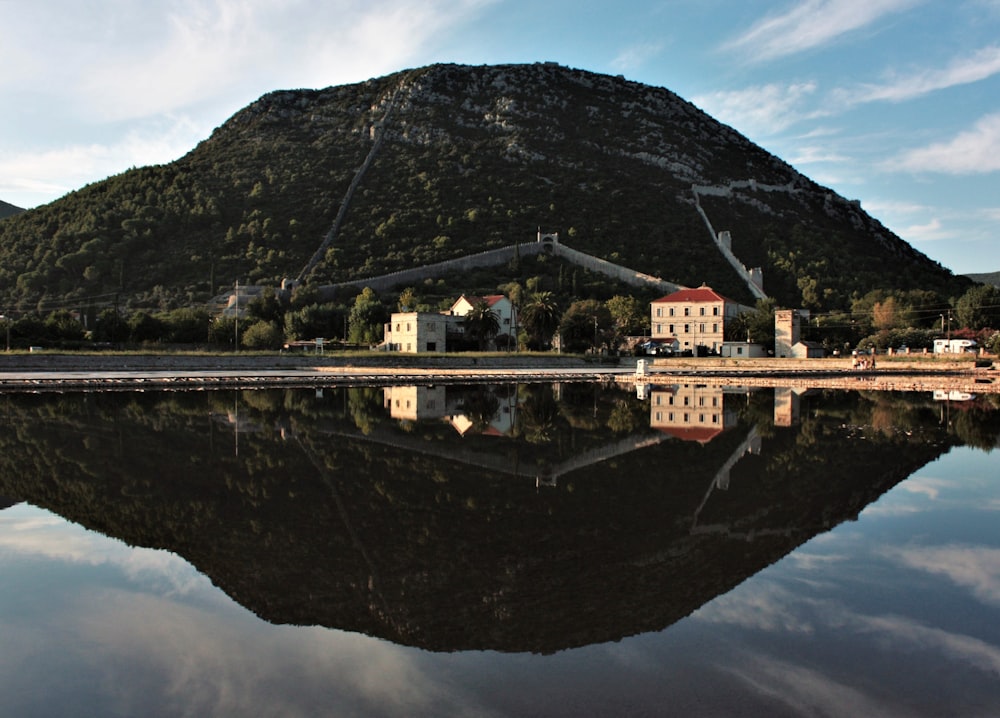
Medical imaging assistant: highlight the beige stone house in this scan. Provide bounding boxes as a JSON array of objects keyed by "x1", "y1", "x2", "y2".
[
  {"x1": 382, "y1": 312, "x2": 462, "y2": 353},
  {"x1": 648, "y1": 384, "x2": 737, "y2": 443},
  {"x1": 650, "y1": 285, "x2": 742, "y2": 355}
]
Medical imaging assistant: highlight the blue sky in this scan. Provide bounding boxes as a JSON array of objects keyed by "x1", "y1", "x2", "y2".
[{"x1": 1, "y1": 0, "x2": 998, "y2": 274}]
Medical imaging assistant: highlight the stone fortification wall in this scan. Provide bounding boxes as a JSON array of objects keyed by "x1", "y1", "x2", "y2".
[
  {"x1": 691, "y1": 185, "x2": 769, "y2": 301},
  {"x1": 315, "y1": 236, "x2": 685, "y2": 300},
  {"x1": 547, "y1": 242, "x2": 683, "y2": 294},
  {"x1": 317, "y1": 243, "x2": 548, "y2": 299}
]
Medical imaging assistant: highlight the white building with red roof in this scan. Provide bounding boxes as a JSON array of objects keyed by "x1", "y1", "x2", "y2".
[
  {"x1": 449, "y1": 294, "x2": 518, "y2": 339},
  {"x1": 649, "y1": 285, "x2": 743, "y2": 355}
]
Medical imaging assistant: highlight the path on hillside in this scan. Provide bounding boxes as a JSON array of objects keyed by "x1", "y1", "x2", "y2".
[{"x1": 296, "y1": 75, "x2": 411, "y2": 284}]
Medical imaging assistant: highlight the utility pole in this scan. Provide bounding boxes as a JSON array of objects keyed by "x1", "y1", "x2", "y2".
[{"x1": 234, "y1": 280, "x2": 240, "y2": 350}]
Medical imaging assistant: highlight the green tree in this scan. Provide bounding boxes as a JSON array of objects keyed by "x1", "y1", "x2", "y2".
[
  {"x1": 558, "y1": 299, "x2": 612, "y2": 353},
  {"x1": 128, "y1": 311, "x2": 165, "y2": 344},
  {"x1": 44, "y1": 310, "x2": 85, "y2": 342},
  {"x1": 245, "y1": 288, "x2": 284, "y2": 324},
  {"x1": 397, "y1": 287, "x2": 418, "y2": 312},
  {"x1": 725, "y1": 298, "x2": 776, "y2": 346},
  {"x1": 162, "y1": 307, "x2": 211, "y2": 343},
  {"x1": 347, "y1": 287, "x2": 387, "y2": 345},
  {"x1": 605, "y1": 295, "x2": 647, "y2": 346},
  {"x1": 955, "y1": 284, "x2": 1000, "y2": 330},
  {"x1": 241, "y1": 320, "x2": 283, "y2": 349}
]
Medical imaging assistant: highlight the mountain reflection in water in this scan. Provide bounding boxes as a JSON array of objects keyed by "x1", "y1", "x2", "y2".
[{"x1": 0, "y1": 384, "x2": 997, "y2": 655}]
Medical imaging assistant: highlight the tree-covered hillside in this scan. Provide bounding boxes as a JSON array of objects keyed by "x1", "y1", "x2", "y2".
[
  {"x1": 0, "y1": 199, "x2": 24, "y2": 220},
  {"x1": 0, "y1": 62, "x2": 972, "y2": 313}
]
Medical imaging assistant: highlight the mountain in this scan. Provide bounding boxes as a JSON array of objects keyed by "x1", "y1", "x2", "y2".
[
  {"x1": 967, "y1": 272, "x2": 1000, "y2": 288},
  {"x1": 0, "y1": 62, "x2": 971, "y2": 311},
  {"x1": 0, "y1": 199, "x2": 24, "y2": 220}
]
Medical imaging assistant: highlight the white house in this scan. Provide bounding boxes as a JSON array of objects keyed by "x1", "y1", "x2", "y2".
[
  {"x1": 382, "y1": 312, "x2": 462, "y2": 353},
  {"x1": 449, "y1": 294, "x2": 518, "y2": 338}
]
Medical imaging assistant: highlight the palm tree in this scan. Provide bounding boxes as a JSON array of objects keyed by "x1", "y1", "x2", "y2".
[
  {"x1": 520, "y1": 291, "x2": 560, "y2": 350},
  {"x1": 463, "y1": 299, "x2": 501, "y2": 350}
]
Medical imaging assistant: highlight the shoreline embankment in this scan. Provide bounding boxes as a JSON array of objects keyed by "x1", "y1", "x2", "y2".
[{"x1": 0, "y1": 352, "x2": 995, "y2": 394}]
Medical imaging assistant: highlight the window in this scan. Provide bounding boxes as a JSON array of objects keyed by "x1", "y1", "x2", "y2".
[
  {"x1": 669, "y1": 308, "x2": 675, "y2": 317},
  {"x1": 669, "y1": 324, "x2": 674, "y2": 334},
  {"x1": 713, "y1": 323, "x2": 718, "y2": 333},
  {"x1": 655, "y1": 411, "x2": 662, "y2": 422},
  {"x1": 683, "y1": 396, "x2": 689, "y2": 406},
  {"x1": 656, "y1": 307, "x2": 662, "y2": 317},
  {"x1": 700, "y1": 323, "x2": 706, "y2": 333},
  {"x1": 655, "y1": 324, "x2": 662, "y2": 334},
  {"x1": 699, "y1": 307, "x2": 706, "y2": 316},
  {"x1": 684, "y1": 324, "x2": 689, "y2": 333},
  {"x1": 713, "y1": 306, "x2": 720, "y2": 316},
  {"x1": 406, "y1": 323, "x2": 411, "y2": 331},
  {"x1": 684, "y1": 307, "x2": 690, "y2": 317},
  {"x1": 426, "y1": 342, "x2": 436, "y2": 351}
]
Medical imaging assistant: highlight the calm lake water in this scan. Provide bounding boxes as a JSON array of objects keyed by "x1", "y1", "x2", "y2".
[{"x1": 1, "y1": 383, "x2": 998, "y2": 717}]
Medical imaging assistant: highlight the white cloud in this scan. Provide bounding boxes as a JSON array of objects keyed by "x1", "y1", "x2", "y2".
[
  {"x1": 723, "y1": 0, "x2": 921, "y2": 62},
  {"x1": 888, "y1": 113, "x2": 1000, "y2": 174},
  {"x1": 788, "y1": 146, "x2": 850, "y2": 164},
  {"x1": 0, "y1": 508, "x2": 211, "y2": 597},
  {"x1": 845, "y1": 45, "x2": 1000, "y2": 104},
  {"x1": 0, "y1": 118, "x2": 205, "y2": 207},
  {"x1": 694, "y1": 581, "x2": 819, "y2": 633},
  {"x1": 1, "y1": 0, "x2": 492, "y2": 123},
  {"x1": 692, "y1": 82, "x2": 820, "y2": 138},
  {"x1": 611, "y1": 42, "x2": 665, "y2": 72},
  {"x1": 723, "y1": 656, "x2": 917, "y2": 718},
  {"x1": 882, "y1": 544, "x2": 1000, "y2": 607},
  {"x1": 857, "y1": 612, "x2": 1000, "y2": 675},
  {"x1": 900, "y1": 218, "x2": 953, "y2": 242}
]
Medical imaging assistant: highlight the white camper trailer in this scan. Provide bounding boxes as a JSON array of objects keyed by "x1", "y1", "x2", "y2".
[{"x1": 933, "y1": 338, "x2": 976, "y2": 354}]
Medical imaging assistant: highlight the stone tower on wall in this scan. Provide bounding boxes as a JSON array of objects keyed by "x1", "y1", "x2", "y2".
[{"x1": 774, "y1": 309, "x2": 800, "y2": 358}]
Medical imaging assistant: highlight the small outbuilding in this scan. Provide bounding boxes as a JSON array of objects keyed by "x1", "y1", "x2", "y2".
[
  {"x1": 719, "y1": 342, "x2": 768, "y2": 358},
  {"x1": 791, "y1": 340, "x2": 825, "y2": 359}
]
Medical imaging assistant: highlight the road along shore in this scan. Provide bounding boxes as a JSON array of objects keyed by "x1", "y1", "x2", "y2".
[{"x1": 0, "y1": 353, "x2": 995, "y2": 394}]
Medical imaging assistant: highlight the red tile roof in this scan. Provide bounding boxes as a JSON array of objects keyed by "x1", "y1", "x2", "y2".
[
  {"x1": 655, "y1": 426, "x2": 724, "y2": 443},
  {"x1": 652, "y1": 286, "x2": 733, "y2": 304},
  {"x1": 456, "y1": 294, "x2": 507, "y2": 307}
]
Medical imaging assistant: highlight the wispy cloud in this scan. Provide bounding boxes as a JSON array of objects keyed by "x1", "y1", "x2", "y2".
[
  {"x1": 611, "y1": 41, "x2": 665, "y2": 72},
  {"x1": 0, "y1": 118, "x2": 204, "y2": 206},
  {"x1": 692, "y1": 82, "x2": 820, "y2": 138},
  {"x1": 882, "y1": 544, "x2": 1000, "y2": 607},
  {"x1": 723, "y1": 0, "x2": 920, "y2": 62},
  {"x1": 841, "y1": 44, "x2": 1000, "y2": 104},
  {"x1": 887, "y1": 112, "x2": 1000, "y2": 174}
]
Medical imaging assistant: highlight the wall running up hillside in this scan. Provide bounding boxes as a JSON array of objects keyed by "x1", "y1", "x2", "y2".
[{"x1": 312, "y1": 234, "x2": 685, "y2": 301}]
